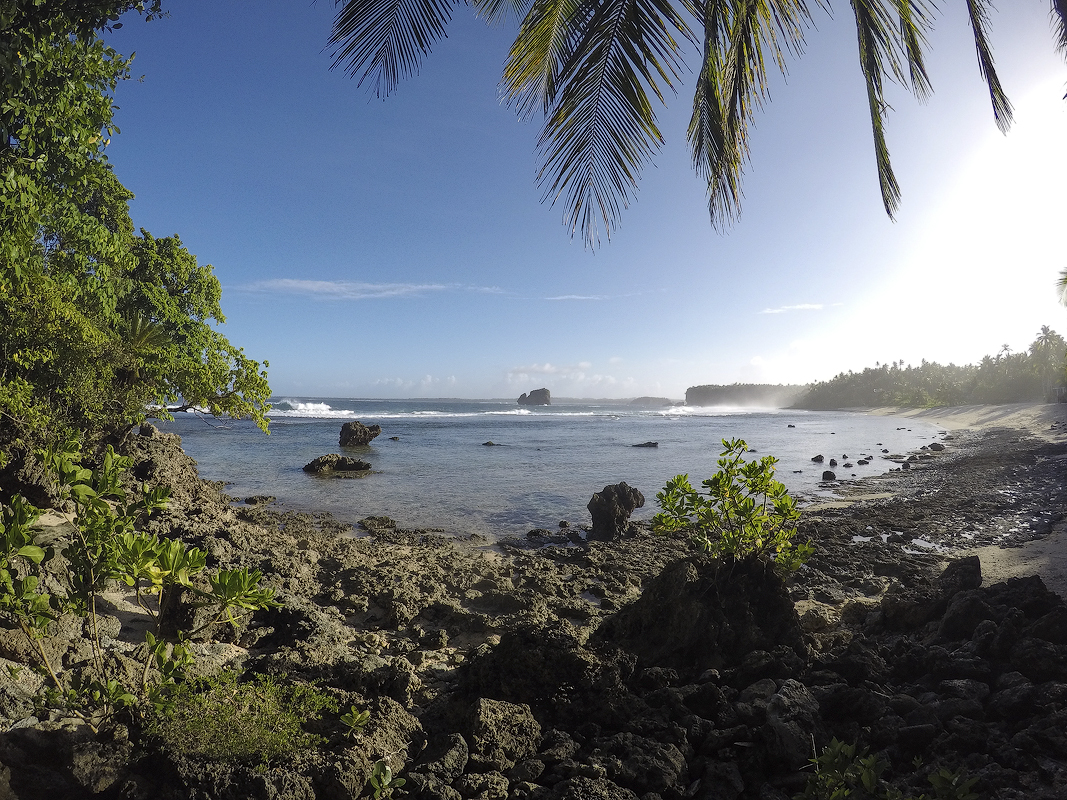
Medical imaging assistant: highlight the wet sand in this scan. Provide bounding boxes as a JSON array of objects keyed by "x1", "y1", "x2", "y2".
[{"x1": 863, "y1": 403, "x2": 1067, "y2": 596}]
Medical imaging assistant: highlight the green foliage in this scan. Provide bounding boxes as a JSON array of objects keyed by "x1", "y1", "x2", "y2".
[
  {"x1": 796, "y1": 328, "x2": 1067, "y2": 409},
  {"x1": 0, "y1": 5, "x2": 269, "y2": 446},
  {"x1": 652, "y1": 438, "x2": 812, "y2": 571},
  {"x1": 340, "y1": 705, "x2": 371, "y2": 737},
  {"x1": 145, "y1": 671, "x2": 339, "y2": 764},
  {"x1": 369, "y1": 760, "x2": 407, "y2": 799},
  {"x1": 0, "y1": 449, "x2": 279, "y2": 732},
  {"x1": 798, "y1": 738, "x2": 980, "y2": 800}
]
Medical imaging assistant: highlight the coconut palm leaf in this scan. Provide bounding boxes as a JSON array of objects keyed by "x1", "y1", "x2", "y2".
[
  {"x1": 1054, "y1": 0, "x2": 1067, "y2": 54},
  {"x1": 502, "y1": 0, "x2": 586, "y2": 117},
  {"x1": 533, "y1": 0, "x2": 694, "y2": 245},
  {"x1": 892, "y1": 0, "x2": 934, "y2": 101},
  {"x1": 850, "y1": 0, "x2": 909, "y2": 217},
  {"x1": 329, "y1": 0, "x2": 458, "y2": 97},
  {"x1": 964, "y1": 0, "x2": 1012, "y2": 133},
  {"x1": 691, "y1": 0, "x2": 811, "y2": 230},
  {"x1": 471, "y1": 0, "x2": 533, "y2": 25}
]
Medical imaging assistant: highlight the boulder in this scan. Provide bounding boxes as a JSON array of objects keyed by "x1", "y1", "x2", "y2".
[
  {"x1": 631, "y1": 442, "x2": 658, "y2": 448},
  {"x1": 339, "y1": 421, "x2": 382, "y2": 447},
  {"x1": 929, "y1": 442, "x2": 945, "y2": 451},
  {"x1": 465, "y1": 698, "x2": 542, "y2": 772},
  {"x1": 597, "y1": 555, "x2": 807, "y2": 679},
  {"x1": 821, "y1": 471, "x2": 836, "y2": 481},
  {"x1": 517, "y1": 388, "x2": 551, "y2": 406},
  {"x1": 303, "y1": 454, "x2": 371, "y2": 474},
  {"x1": 587, "y1": 483, "x2": 645, "y2": 541},
  {"x1": 811, "y1": 455, "x2": 824, "y2": 463}
]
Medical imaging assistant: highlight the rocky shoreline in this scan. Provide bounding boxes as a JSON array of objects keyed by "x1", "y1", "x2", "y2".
[{"x1": 2, "y1": 420, "x2": 1067, "y2": 798}]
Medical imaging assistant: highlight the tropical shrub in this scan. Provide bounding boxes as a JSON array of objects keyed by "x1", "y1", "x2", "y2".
[
  {"x1": 0, "y1": 441, "x2": 279, "y2": 732},
  {"x1": 652, "y1": 438, "x2": 812, "y2": 571},
  {"x1": 797, "y1": 738, "x2": 980, "y2": 800}
]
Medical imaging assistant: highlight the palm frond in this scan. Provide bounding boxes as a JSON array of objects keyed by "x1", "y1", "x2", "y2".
[
  {"x1": 502, "y1": 0, "x2": 586, "y2": 118},
  {"x1": 471, "y1": 0, "x2": 533, "y2": 25},
  {"x1": 534, "y1": 0, "x2": 694, "y2": 246},
  {"x1": 329, "y1": 0, "x2": 458, "y2": 97},
  {"x1": 1058, "y1": 267, "x2": 1067, "y2": 306},
  {"x1": 965, "y1": 0, "x2": 1013, "y2": 133},
  {"x1": 1051, "y1": 0, "x2": 1067, "y2": 56},
  {"x1": 891, "y1": 0, "x2": 934, "y2": 101},
  {"x1": 690, "y1": 0, "x2": 811, "y2": 230},
  {"x1": 850, "y1": 0, "x2": 904, "y2": 217}
]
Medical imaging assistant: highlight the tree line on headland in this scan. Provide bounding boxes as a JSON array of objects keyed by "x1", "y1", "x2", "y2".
[{"x1": 688, "y1": 327, "x2": 1067, "y2": 410}]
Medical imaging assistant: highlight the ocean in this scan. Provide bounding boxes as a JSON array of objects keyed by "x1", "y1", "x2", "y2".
[{"x1": 156, "y1": 398, "x2": 944, "y2": 538}]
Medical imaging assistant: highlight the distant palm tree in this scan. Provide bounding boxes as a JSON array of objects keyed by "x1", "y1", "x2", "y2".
[{"x1": 329, "y1": 0, "x2": 1067, "y2": 246}]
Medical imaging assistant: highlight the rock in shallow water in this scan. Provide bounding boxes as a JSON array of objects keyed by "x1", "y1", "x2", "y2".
[
  {"x1": 339, "y1": 420, "x2": 382, "y2": 446},
  {"x1": 302, "y1": 454, "x2": 371, "y2": 474}
]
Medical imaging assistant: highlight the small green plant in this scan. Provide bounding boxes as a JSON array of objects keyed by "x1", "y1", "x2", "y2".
[
  {"x1": 652, "y1": 438, "x2": 813, "y2": 571},
  {"x1": 369, "y1": 760, "x2": 406, "y2": 799},
  {"x1": 145, "y1": 671, "x2": 339, "y2": 764},
  {"x1": 340, "y1": 705, "x2": 371, "y2": 737},
  {"x1": 926, "y1": 768, "x2": 978, "y2": 800},
  {"x1": 798, "y1": 738, "x2": 980, "y2": 800}
]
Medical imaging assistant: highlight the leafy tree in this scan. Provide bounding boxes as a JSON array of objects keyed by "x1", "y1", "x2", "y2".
[
  {"x1": 328, "y1": 0, "x2": 1067, "y2": 246},
  {"x1": 794, "y1": 326, "x2": 1064, "y2": 409},
  {"x1": 0, "y1": 3, "x2": 270, "y2": 446}
]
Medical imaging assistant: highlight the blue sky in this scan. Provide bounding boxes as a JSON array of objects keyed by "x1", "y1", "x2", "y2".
[{"x1": 104, "y1": 1, "x2": 1067, "y2": 399}]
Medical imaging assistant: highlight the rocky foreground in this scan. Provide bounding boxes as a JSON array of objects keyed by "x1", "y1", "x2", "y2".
[{"x1": 1, "y1": 423, "x2": 1067, "y2": 799}]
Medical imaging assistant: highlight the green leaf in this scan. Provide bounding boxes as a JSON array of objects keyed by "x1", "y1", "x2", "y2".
[{"x1": 16, "y1": 545, "x2": 45, "y2": 564}]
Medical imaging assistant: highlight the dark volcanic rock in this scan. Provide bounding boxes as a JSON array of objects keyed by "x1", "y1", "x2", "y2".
[
  {"x1": 518, "y1": 388, "x2": 551, "y2": 406},
  {"x1": 339, "y1": 420, "x2": 382, "y2": 447},
  {"x1": 597, "y1": 556, "x2": 807, "y2": 679},
  {"x1": 821, "y1": 471, "x2": 836, "y2": 481},
  {"x1": 587, "y1": 483, "x2": 645, "y2": 541},
  {"x1": 302, "y1": 454, "x2": 371, "y2": 474},
  {"x1": 631, "y1": 442, "x2": 658, "y2": 448}
]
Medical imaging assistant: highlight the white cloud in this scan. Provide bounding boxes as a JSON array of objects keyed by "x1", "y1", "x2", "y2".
[
  {"x1": 241, "y1": 279, "x2": 504, "y2": 300},
  {"x1": 544, "y1": 294, "x2": 606, "y2": 301},
  {"x1": 760, "y1": 303, "x2": 825, "y2": 315}
]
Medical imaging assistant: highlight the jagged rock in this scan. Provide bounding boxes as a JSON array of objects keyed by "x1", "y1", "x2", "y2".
[
  {"x1": 302, "y1": 454, "x2": 371, "y2": 474},
  {"x1": 465, "y1": 698, "x2": 542, "y2": 772},
  {"x1": 587, "y1": 483, "x2": 645, "y2": 541},
  {"x1": 339, "y1": 421, "x2": 382, "y2": 447},
  {"x1": 518, "y1": 388, "x2": 551, "y2": 406},
  {"x1": 929, "y1": 442, "x2": 945, "y2": 451},
  {"x1": 811, "y1": 455, "x2": 824, "y2": 463},
  {"x1": 632, "y1": 442, "x2": 658, "y2": 448}
]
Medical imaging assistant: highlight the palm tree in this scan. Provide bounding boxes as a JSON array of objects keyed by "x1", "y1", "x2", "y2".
[{"x1": 328, "y1": 0, "x2": 1067, "y2": 247}]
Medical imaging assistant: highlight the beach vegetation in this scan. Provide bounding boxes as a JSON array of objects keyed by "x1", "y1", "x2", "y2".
[
  {"x1": 798, "y1": 738, "x2": 979, "y2": 800},
  {"x1": 0, "y1": 2, "x2": 270, "y2": 453},
  {"x1": 327, "y1": 0, "x2": 1066, "y2": 246},
  {"x1": 369, "y1": 760, "x2": 407, "y2": 799},
  {"x1": 144, "y1": 670, "x2": 340, "y2": 764},
  {"x1": 652, "y1": 438, "x2": 812, "y2": 571},
  {"x1": 0, "y1": 444, "x2": 279, "y2": 733},
  {"x1": 794, "y1": 326, "x2": 1067, "y2": 409}
]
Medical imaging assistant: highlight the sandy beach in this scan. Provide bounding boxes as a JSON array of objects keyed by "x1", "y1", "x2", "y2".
[{"x1": 862, "y1": 403, "x2": 1067, "y2": 596}]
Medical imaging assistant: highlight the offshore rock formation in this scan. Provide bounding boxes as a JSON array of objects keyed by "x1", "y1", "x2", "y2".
[
  {"x1": 518, "y1": 388, "x2": 551, "y2": 406},
  {"x1": 340, "y1": 420, "x2": 382, "y2": 447}
]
